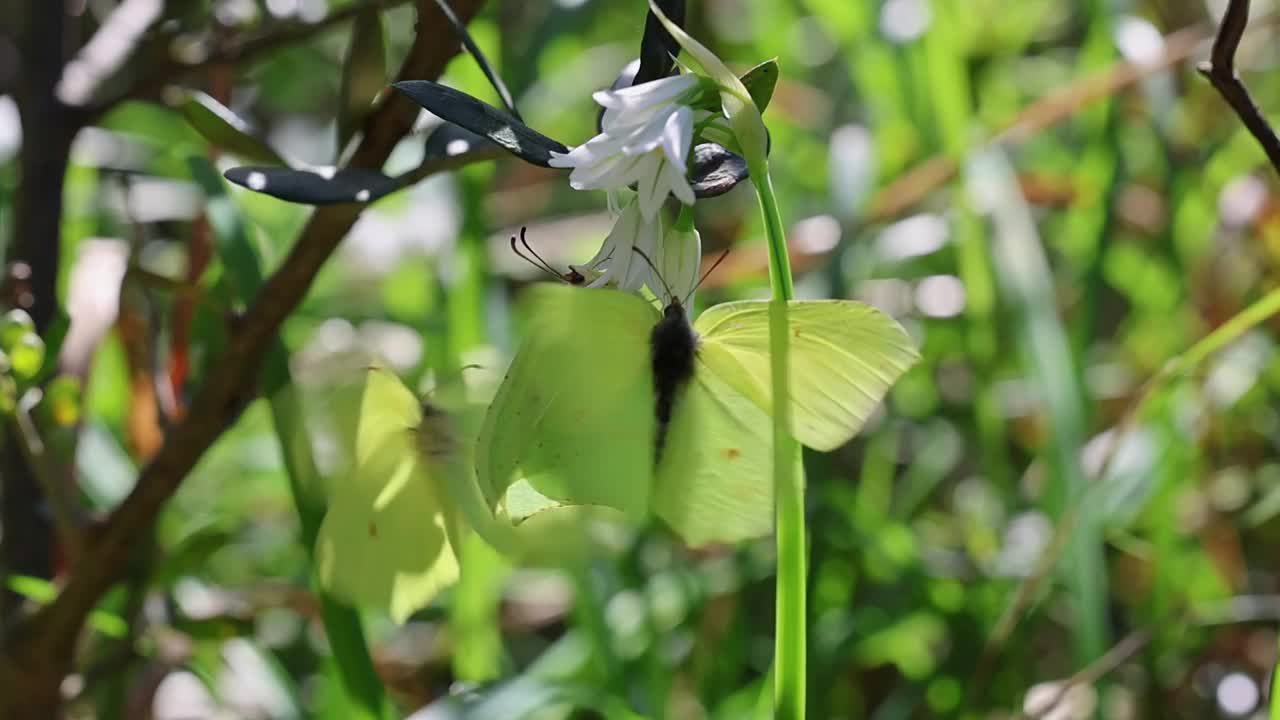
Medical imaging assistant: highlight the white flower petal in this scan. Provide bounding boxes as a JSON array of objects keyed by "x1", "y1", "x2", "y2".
[
  {"x1": 607, "y1": 189, "x2": 624, "y2": 215},
  {"x1": 660, "y1": 105, "x2": 694, "y2": 174},
  {"x1": 620, "y1": 107, "x2": 678, "y2": 156},
  {"x1": 592, "y1": 73, "x2": 698, "y2": 111},
  {"x1": 547, "y1": 149, "x2": 577, "y2": 168},
  {"x1": 571, "y1": 152, "x2": 645, "y2": 191},
  {"x1": 556, "y1": 133, "x2": 627, "y2": 168},
  {"x1": 633, "y1": 155, "x2": 669, "y2": 221},
  {"x1": 653, "y1": 225, "x2": 701, "y2": 301},
  {"x1": 663, "y1": 158, "x2": 696, "y2": 206}
]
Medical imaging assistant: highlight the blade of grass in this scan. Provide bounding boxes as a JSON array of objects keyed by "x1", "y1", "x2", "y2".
[{"x1": 967, "y1": 147, "x2": 1107, "y2": 667}]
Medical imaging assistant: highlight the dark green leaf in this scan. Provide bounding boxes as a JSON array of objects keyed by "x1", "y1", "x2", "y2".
[
  {"x1": 392, "y1": 81, "x2": 568, "y2": 166},
  {"x1": 178, "y1": 90, "x2": 289, "y2": 166},
  {"x1": 740, "y1": 59, "x2": 779, "y2": 112},
  {"x1": 223, "y1": 166, "x2": 401, "y2": 205},
  {"x1": 424, "y1": 122, "x2": 498, "y2": 161},
  {"x1": 338, "y1": 8, "x2": 387, "y2": 152}
]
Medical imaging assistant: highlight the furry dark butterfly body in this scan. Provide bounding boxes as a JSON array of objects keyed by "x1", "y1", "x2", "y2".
[{"x1": 650, "y1": 299, "x2": 698, "y2": 460}]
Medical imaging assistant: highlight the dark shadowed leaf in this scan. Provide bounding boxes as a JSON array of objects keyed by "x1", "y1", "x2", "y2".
[
  {"x1": 690, "y1": 143, "x2": 748, "y2": 197},
  {"x1": 223, "y1": 166, "x2": 401, "y2": 205},
  {"x1": 338, "y1": 8, "x2": 387, "y2": 152},
  {"x1": 634, "y1": 0, "x2": 686, "y2": 85},
  {"x1": 393, "y1": 81, "x2": 568, "y2": 166},
  {"x1": 424, "y1": 122, "x2": 498, "y2": 161},
  {"x1": 179, "y1": 90, "x2": 289, "y2": 166}
]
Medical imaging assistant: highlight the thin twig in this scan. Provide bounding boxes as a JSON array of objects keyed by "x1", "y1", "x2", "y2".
[
  {"x1": 8, "y1": 396, "x2": 80, "y2": 569},
  {"x1": 1019, "y1": 593, "x2": 1280, "y2": 719},
  {"x1": 1022, "y1": 629, "x2": 1151, "y2": 720},
  {"x1": 1197, "y1": 0, "x2": 1280, "y2": 175}
]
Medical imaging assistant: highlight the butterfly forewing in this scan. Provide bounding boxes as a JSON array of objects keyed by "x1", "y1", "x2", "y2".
[
  {"x1": 311, "y1": 366, "x2": 461, "y2": 623},
  {"x1": 694, "y1": 300, "x2": 919, "y2": 451},
  {"x1": 477, "y1": 285, "x2": 660, "y2": 520}
]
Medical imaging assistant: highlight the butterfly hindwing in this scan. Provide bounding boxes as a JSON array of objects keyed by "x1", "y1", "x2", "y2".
[
  {"x1": 695, "y1": 300, "x2": 919, "y2": 451},
  {"x1": 477, "y1": 285, "x2": 660, "y2": 520},
  {"x1": 654, "y1": 365, "x2": 780, "y2": 546}
]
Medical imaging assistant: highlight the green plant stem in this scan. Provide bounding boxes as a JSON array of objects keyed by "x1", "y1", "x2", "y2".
[{"x1": 752, "y1": 167, "x2": 803, "y2": 720}]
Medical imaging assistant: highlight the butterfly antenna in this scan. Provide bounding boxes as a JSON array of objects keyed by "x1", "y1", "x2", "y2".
[
  {"x1": 517, "y1": 227, "x2": 562, "y2": 275},
  {"x1": 688, "y1": 248, "x2": 731, "y2": 297},
  {"x1": 509, "y1": 226, "x2": 562, "y2": 280},
  {"x1": 630, "y1": 246, "x2": 674, "y2": 305}
]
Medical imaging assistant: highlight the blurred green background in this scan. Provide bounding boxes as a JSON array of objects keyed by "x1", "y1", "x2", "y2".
[{"x1": 4, "y1": 0, "x2": 1280, "y2": 718}]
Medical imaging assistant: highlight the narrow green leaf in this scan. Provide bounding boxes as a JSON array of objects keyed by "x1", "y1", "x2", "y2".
[
  {"x1": 179, "y1": 90, "x2": 289, "y2": 166},
  {"x1": 740, "y1": 59, "x2": 779, "y2": 112},
  {"x1": 7, "y1": 575, "x2": 128, "y2": 638},
  {"x1": 338, "y1": 8, "x2": 387, "y2": 152}
]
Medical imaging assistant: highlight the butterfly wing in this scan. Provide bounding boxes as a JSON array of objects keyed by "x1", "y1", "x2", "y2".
[
  {"x1": 313, "y1": 367, "x2": 460, "y2": 623},
  {"x1": 477, "y1": 285, "x2": 660, "y2": 520},
  {"x1": 653, "y1": 366, "x2": 783, "y2": 546},
  {"x1": 694, "y1": 300, "x2": 919, "y2": 451}
]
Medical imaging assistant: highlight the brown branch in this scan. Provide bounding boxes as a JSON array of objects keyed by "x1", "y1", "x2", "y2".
[
  {"x1": 91, "y1": 0, "x2": 417, "y2": 116},
  {"x1": 1197, "y1": 0, "x2": 1280, "y2": 176},
  {"x1": 0, "y1": 1, "x2": 485, "y2": 716},
  {"x1": 1020, "y1": 630, "x2": 1151, "y2": 719},
  {"x1": 2, "y1": 0, "x2": 80, "y2": 630}
]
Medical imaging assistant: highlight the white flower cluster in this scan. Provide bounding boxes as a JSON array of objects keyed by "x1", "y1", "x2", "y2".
[{"x1": 549, "y1": 73, "x2": 703, "y2": 300}]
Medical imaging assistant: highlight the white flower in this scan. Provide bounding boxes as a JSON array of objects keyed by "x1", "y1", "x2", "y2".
[
  {"x1": 582, "y1": 199, "x2": 663, "y2": 292},
  {"x1": 651, "y1": 222, "x2": 702, "y2": 303},
  {"x1": 549, "y1": 73, "x2": 698, "y2": 222}
]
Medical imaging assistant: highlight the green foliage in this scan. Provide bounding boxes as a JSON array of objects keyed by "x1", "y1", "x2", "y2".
[{"x1": 8, "y1": 1, "x2": 1280, "y2": 719}]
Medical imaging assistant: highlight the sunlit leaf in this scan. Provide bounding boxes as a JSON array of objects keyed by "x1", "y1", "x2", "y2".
[{"x1": 178, "y1": 90, "x2": 289, "y2": 166}]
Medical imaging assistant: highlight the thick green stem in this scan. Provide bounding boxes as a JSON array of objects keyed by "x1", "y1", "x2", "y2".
[{"x1": 753, "y1": 168, "x2": 803, "y2": 720}]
